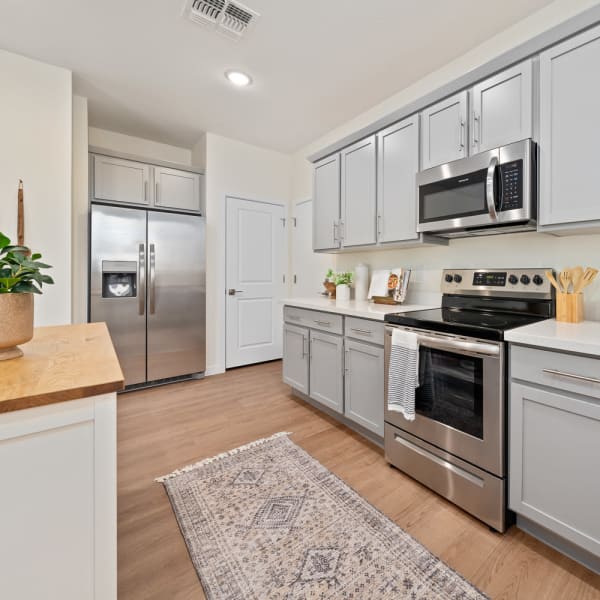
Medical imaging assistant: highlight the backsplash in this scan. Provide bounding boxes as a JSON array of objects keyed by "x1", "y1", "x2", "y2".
[{"x1": 334, "y1": 231, "x2": 600, "y2": 320}]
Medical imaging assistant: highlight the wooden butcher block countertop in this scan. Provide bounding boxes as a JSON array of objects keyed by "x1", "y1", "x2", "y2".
[{"x1": 0, "y1": 322, "x2": 124, "y2": 414}]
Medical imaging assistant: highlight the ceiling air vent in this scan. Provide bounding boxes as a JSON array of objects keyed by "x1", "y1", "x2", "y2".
[{"x1": 183, "y1": 0, "x2": 260, "y2": 40}]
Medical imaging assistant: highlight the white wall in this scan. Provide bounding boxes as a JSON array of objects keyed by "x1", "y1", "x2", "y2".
[
  {"x1": 72, "y1": 95, "x2": 88, "y2": 324},
  {"x1": 0, "y1": 49, "x2": 72, "y2": 326},
  {"x1": 88, "y1": 127, "x2": 192, "y2": 165},
  {"x1": 203, "y1": 132, "x2": 292, "y2": 374},
  {"x1": 292, "y1": 0, "x2": 600, "y2": 320}
]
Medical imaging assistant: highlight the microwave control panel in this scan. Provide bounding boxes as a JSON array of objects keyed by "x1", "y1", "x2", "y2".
[{"x1": 499, "y1": 160, "x2": 523, "y2": 211}]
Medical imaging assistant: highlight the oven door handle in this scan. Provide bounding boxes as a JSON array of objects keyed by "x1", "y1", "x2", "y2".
[
  {"x1": 386, "y1": 328, "x2": 500, "y2": 357},
  {"x1": 486, "y1": 155, "x2": 499, "y2": 222}
]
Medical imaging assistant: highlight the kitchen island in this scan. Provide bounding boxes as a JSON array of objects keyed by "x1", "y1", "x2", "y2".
[{"x1": 0, "y1": 322, "x2": 124, "y2": 600}]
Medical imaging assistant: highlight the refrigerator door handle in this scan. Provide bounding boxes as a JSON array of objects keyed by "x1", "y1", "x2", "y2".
[
  {"x1": 138, "y1": 243, "x2": 145, "y2": 316},
  {"x1": 149, "y1": 243, "x2": 156, "y2": 314}
]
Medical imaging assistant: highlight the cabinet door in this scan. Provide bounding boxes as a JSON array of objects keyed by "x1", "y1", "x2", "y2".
[
  {"x1": 309, "y1": 330, "x2": 343, "y2": 413},
  {"x1": 376, "y1": 116, "x2": 419, "y2": 243},
  {"x1": 154, "y1": 167, "x2": 202, "y2": 212},
  {"x1": 509, "y1": 382, "x2": 600, "y2": 556},
  {"x1": 313, "y1": 154, "x2": 341, "y2": 251},
  {"x1": 282, "y1": 324, "x2": 309, "y2": 393},
  {"x1": 470, "y1": 60, "x2": 533, "y2": 155},
  {"x1": 93, "y1": 155, "x2": 150, "y2": 205},
  {"x1": 341, "y1": 136, "x2": 377, "y2": 247},
  {"x1": 539, "y1": 25, "x2": 600, "y2": 226},
  {"x1": 344, "y1": 339, "x2": 384, "y2": 436},
  {"x1": 420, "y1": 91, "x2": 468, "y2": 170}
]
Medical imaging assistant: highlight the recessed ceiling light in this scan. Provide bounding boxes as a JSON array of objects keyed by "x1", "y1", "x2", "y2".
[{"x1": 225, "y1": 70, "x2": 252, "y2": 87}]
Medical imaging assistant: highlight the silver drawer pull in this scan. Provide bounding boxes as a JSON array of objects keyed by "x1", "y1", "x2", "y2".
[
  {"x1": 542, "y1": 368, "x2": 600, "y2": 385},
  {"x1": 351, "y1": 328, "x2": 372, "y2": 335},
  {"x1": 315, "y1": 320, "x2": 331, "y2": 326}
]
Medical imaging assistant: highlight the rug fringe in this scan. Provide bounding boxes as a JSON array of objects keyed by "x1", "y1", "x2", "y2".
[{"x1": 155, "y1": 431, "x2": 292, "y2": 482}]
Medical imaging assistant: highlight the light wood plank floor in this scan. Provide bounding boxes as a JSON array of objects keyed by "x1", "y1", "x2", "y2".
[{"x1": 118, "y1": 361, "x2": 600, "y2": 599}]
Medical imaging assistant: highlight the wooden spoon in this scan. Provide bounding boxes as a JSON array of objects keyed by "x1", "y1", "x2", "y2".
[
  {"x1": 574, "y1": 267, "x2": 599, "y2": 293},
  {"x1": 559, "y1": 269, "x2": 572, "y2": 294},
  {"x1": 545, "y1": 271, "x2": 562, "y2": 293},
  {"x1": 570, "y1": 266, "x2": 584, "y2": 293}
]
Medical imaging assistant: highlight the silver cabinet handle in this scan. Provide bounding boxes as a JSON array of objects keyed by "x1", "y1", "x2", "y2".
[
  {"x1": 486, "y1": 155, "x2": 499, "y2": 222},
  {"x1": 459, "y1": 119, "x2": 465, "y2": 151},
  {"x1": 377, "y1": 214, "x2": 383, "y2": 239},
  {"x1": 351, "y1": 328, "x2": 373, "y2": 335},
  {"x1": 144, "y1": 181, "x2": 148, "y2": 203},
  {"x1": 333, "y1": 220, "x2": 338, "y2": 244},
  {"x1": 228, "y1": 288, "x2": 245, "y2": 295},
  {"x1": 345, "y1": 348, "x2": 349, "y2": 373},
  {"x1": 138, "y1": 243, "x2": 145, "y2": 316},
  {"x1": 149, "y1": 243, "x2": 156, "y2": 314},
  {"x1": 542, "y1": 368, "x2": 600, "y2": 385},
  {"x1": 473, "y1": 114, "x2": 480, "y2": 145},
  {"x1": 339, "y1": 220, "x2": 345, "y2": 242},
  {"x1": 155, "y1": 181, "x2": 160, "y2": 204},
  {"x1": 315, "y1": 320, "x2": 331, "y2": 327},
  {"x1": 301, "y1": 335, "x2": 307, "y2": 358}
]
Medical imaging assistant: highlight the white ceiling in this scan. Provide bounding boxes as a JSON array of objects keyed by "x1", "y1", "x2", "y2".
[{"x1": 0, "y1": 0, "x2": 554, "y2": 153}]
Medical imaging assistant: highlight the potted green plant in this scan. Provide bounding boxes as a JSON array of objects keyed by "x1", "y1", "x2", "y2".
[
  {"x1": 334, "y1": 271, "x2": 353, "y2": 302},
  {"x1": 323, "y1": 268, "x2": 336, "y2": 298},
  {"x1": 0, "y1": 233, "x2": 54, "y2": 360}
]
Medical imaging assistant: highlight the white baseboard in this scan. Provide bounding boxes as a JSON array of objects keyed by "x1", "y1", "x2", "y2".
[{"x1": 205, "y1": 364, "x2": 226, "y2": 377}]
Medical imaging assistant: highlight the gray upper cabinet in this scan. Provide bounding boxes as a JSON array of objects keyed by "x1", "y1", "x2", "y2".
[
  {"x1": 376, "y1": 116, "x2": 419, "y2": 243},
  {"x1": 344, "y1": 339, "x2": 384, "y2": 436},
  {"x1": 282, "y1": 323, "x2": 309, "y2": 394},
  {"x1": 539, "y1": 24, "x2": 600, "y2": 229},
  {"x1": 470, "y1": 60, "x2": 533, "y2": 154},
  {"x1": 313, "y1": 154, "x2": 341, "y2": 250},
  {"x1": 93, "y1": 155, "x2": 150, "y2": 206},
  {"x1": 309, "y1": 330, "x2": 344, "y2": 413},
  {"x1": 420, "y1": 91, "x2": 468, "y2": 170},
  {"x1": 340, "y1": 136, "x2": 377, "y2": 247},
  {"x1": 154, "y1": 167, "x2": 202, "y2": 213}
]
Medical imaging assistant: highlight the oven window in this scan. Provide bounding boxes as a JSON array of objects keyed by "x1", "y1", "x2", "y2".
[
  {"x1": 416, "y1": 347, "x2": 484, "y2": 439},
  {"x1": 419, "y1": 168, "x2": 488, "y2": 223}
]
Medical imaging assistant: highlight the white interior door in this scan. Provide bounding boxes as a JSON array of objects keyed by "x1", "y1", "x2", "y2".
[
  {"x1": 292, "y1": 200, "x2": 330, "y2": 297},
  {"x1": 226, "y1": 197, "x2": 286, "y2": 368}
]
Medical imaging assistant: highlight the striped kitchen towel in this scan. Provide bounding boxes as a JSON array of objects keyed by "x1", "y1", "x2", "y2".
[{"x1": 387, "y1": 328, "x2": 419, "y2": 421}]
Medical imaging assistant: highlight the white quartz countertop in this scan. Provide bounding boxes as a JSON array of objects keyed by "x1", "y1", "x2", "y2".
[
  {"x1": 505, "y1": 319, "x2": 600, "y2": 357},
  {"x1": 282, "y1": 297, "x2": 436, "y2": 321}
]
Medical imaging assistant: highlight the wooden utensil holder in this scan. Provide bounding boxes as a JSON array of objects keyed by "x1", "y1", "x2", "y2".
[{"x1": 556, "y1": 292, "x2": 584, "y2": 323}]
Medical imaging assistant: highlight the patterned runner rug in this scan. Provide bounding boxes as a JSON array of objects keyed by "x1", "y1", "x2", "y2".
[{"x1": 157, "y1": 432, "x2": 488, "y2": 599}]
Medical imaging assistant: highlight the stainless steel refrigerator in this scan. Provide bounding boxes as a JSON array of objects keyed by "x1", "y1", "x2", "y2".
[{"x1": 89, "y1": 204, "x2": 206, "y2": 386}]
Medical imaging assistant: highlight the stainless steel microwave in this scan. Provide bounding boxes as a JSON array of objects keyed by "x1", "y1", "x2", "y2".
[{"x1": 416, "y1": 139, "x2": 537, "y2": 238}]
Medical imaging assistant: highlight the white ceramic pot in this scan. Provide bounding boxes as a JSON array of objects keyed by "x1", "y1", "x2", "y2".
[{"x1": 336, "y1": 283, "x2": 350, "y2": 302}]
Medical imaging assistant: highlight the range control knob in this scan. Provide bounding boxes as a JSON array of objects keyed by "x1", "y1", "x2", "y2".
[
  {"x1": 533, "y1": 274, "x2": 544, "y2": 286},
  {"x1": 445, "y1": 274, "x2": 454, "y2": 283},
  {"x1": 453, "y1": 274, "x2": 463, "y2": 283},
  {"x1": 508, "y1": 274, "x2": 519, "y2": 285},
  {"x1": 520, "y1": 274, "x2": 531, "y2": 285}
]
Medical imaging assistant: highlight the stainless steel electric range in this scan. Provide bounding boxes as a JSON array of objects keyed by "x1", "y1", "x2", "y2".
[{"x1": 383, "y1": 268, "x2": 554, "y2": 532}]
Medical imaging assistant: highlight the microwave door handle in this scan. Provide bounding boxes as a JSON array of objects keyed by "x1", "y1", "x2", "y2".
[{"x1": 486, "y1": 155, "x2": 499, "y2": 221}]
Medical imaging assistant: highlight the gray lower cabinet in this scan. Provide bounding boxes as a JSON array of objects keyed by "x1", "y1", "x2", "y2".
[
  {"x1": 282, "y1": 323, "x2": 309, "y2": 394},
  {"x1": 539, "y1": 23, "x2": 600, "y2": 230},
  {"x1": 344, "y1": 339, "x2": 384, "y2": 436},
  {"x1": 309, "y1": 330, "x2": 344, "y2": 414},
  {"x1": 509, "y1": 347, "x2": 600, "y2": 558}
]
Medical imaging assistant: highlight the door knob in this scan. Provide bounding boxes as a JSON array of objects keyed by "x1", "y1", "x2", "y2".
[{"x1": 228, "y1": 289, "x2": 244, "y2": 295}]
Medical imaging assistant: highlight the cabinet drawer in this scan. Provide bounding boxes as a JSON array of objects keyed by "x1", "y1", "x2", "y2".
[
  {"x1": 511, "y1": 345, "x2": 600, "y2": 400},
  {"x1": 345, "y1": 317, "x2": 384, "y2": 345},
  {"x1": 283, "y1": 306, "x2": 343, "y2": 334}
]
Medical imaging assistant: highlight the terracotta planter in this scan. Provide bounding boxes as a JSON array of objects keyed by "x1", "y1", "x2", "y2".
[
  {"x1": 323, "y1": 280, "x2": 336, "y2": 298},
  {"x1": 0, "y1": 293, "x2": 34, "y2": 360}
]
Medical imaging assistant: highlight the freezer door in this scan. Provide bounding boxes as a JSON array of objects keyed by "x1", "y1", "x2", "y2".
[
  {"x1": 90, "y1": 204, "x2": 147, "y2": 385},
  {"x1": 147, "y1": 212, "x2": 206, "y2": 380}
]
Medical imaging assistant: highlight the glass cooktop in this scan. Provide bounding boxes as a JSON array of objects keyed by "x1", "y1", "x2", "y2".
[{"x1": 384, "y1": 307, "x2": 547, "y2": 341}]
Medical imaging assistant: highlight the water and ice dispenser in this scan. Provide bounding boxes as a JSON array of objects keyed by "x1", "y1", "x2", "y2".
[{"x1": 101, "y1": 261, "x2": 137, "y2": 298}]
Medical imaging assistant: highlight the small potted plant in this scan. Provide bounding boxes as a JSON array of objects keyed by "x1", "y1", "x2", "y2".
[
  {"x1": 0, "y1": 233, "x2": 54, "y2": 360},
  {"x1": 334, "y1": 271, "x2": 353, "y2": 302},
  {"x1": 323, "y1": 268, "x2": 336, "y2": 298}
]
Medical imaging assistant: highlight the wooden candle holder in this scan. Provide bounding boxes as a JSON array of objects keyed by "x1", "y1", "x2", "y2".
[{"x1": 556, "y1": 292, "x2": 584, "y2": 323}]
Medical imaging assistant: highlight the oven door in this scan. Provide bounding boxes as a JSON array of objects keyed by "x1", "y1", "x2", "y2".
[{"x1": 384, "y1": 326, "x2": 504, "y2": 476}]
